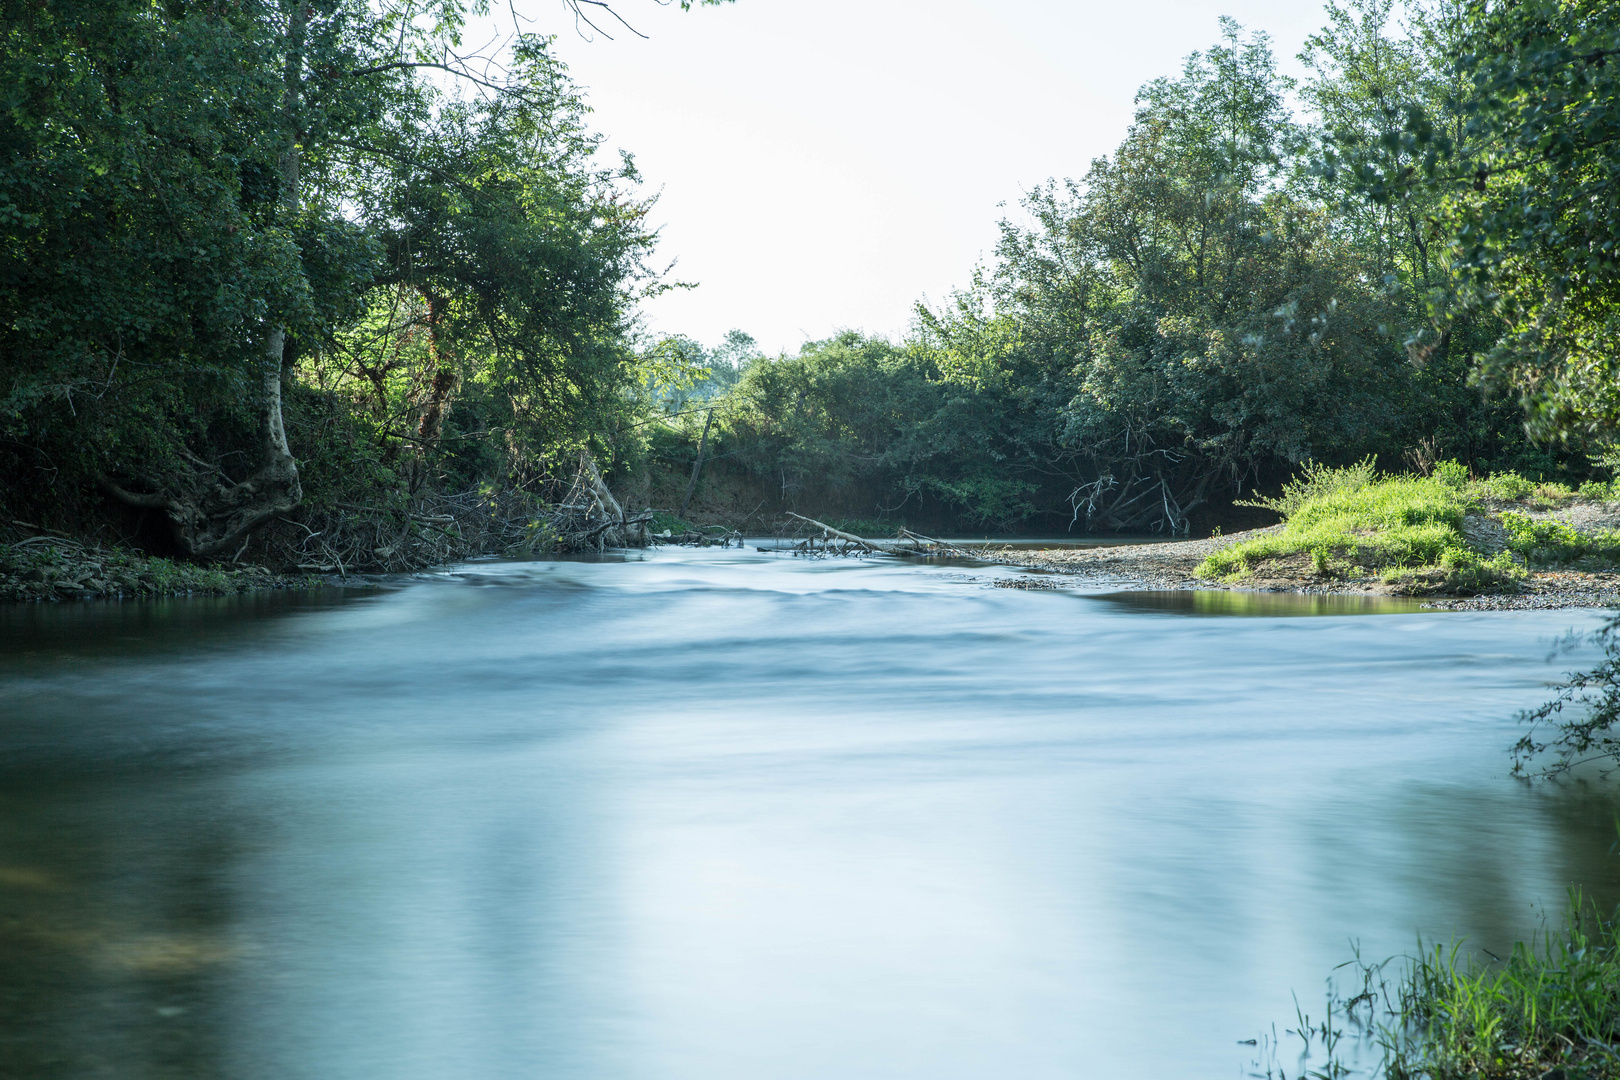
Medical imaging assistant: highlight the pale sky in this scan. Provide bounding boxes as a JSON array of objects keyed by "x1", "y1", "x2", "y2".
[{"x1": 537, "y1": 1, "x2": 1341, "y2": 355}]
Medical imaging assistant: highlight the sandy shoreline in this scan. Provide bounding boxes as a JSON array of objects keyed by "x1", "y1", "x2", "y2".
[{"x1": 985, "y1": 526, "x2": 1620, "y2": 612}]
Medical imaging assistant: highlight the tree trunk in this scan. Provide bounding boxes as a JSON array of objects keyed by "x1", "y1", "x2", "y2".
[
  {"x1": 679, "y1": 408, "x2": 715, "y2": 519},
  {"x1": 103, "y1": 1, "x2": 306, "y2": 558},
  {"x1": 416, "y1": 294, "x2": 458, "y2": 445}
]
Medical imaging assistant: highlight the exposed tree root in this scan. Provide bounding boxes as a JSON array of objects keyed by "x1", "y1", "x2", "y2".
[
  {"x1": 253, "y1": 450, "x2": 653, "y2": 573},
  {"x1": 99, "y1": 366, "x2": 304, "y2": 558}
]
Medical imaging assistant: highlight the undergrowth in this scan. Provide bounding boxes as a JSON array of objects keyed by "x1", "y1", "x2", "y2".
[
  {"x1": 0, "y1": 537, "x2": 300, "y2": 601},
  {"x1": 1392, "y1": 899, "x2": 1620, "y2": 1079},
  {"x1": 1378, "y1": 892, "x2": 1620, "y2": 1080},
  {"x1": 1201, "y1": 459, "x2": 1521, "y2": 593},
  {"x1": 1500, "y1": 513, "x2": 1620, "y2": 569},
  {"x1": 1202, "y1": 458, "x2": 1620, "y2": 591},
  {"x1": 1513, "y1": 611, "x2": 1620, "y2": 779},
  {"x1": 1259, "y1": 890, "x2": 1620, "y2": 1079}
]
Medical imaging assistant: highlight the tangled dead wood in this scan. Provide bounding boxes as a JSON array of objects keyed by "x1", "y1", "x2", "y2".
[
  {"x1": 780, "y1": 513, "x2": 975, "y2": 558},
  {"x1": 655, "y1": 526, "x2": 744, "y2": 547},
  {"x1": 257, "y1": 450, "x2": 653, "y2": 573}
]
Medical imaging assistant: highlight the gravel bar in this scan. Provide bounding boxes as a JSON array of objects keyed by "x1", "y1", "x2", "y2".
[{"x1": 985, "y1": 526, "x2": 1620, "y2": 612}]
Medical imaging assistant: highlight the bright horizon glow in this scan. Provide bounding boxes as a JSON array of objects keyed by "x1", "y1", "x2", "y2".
[{"x1": 535, "y1": 1, "x2": 1346, "y2": 356}]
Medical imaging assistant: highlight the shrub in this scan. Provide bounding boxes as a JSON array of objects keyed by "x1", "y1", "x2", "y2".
[
  {"x1": 1500, "y1": 512, "x2": 1620, "y2": 568},
  {"x1": 1431, "y1": 458, "x2": 1471, "y2": 490},
  {"x1": 1477, "y1": 470, "x2": 1535, "y2": 502},
  {"x1": 1202, "y1": 464, "x2": 1525, "y2": 592},
  {"x1": 1579, "y1": 478, "x2": 1620, "y2": 501},
  {"x1": 1204, "y1": 468, "x2": 1481, "y2": 580},
  {"x1": 1237, "y1": 457, "x2": 1379, "y2": 520}
]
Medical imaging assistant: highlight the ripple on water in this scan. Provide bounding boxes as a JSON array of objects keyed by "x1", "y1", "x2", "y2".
[{"x1": 0, "y1": 546, "x2": 1615, "y2": 1080}]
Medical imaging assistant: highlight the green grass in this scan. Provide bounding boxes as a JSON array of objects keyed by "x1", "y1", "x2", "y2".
[
  {"x1": 1500, "y1": 512, "x2": 1620, "y2": 569},
  {"x1": 1475, "y1": 470, "x2": 1581, "y2": 510},
  {"x1": 1200, "y1": 458, "x2": 1620, "y2": 591},
  {"x1": 1379, "y1": 892, "x2": 1620, "y2": 1080},
  {"x1": 1200, "y1": 460, "x2": 1520, "y2": 592}
]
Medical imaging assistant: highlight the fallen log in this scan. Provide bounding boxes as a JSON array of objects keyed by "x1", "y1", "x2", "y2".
[{"x1": 783, "y1": 513, "x2": 971, "y2": 558}]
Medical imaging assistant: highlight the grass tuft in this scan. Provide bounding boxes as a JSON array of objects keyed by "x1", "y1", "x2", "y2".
[
  {"x1": 1381, "y1": 892, "x2": 1620, "y2": 1080},
  {"x1": 1500, "y1": 512, "x2": 1620, "y2": 569},
  {"x1": 1202, "y1": 463, "x2": 1520, "y2": 592}
]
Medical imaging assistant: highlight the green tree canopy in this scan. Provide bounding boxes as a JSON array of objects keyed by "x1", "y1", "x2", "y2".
[{"x1": 1324, "y1": 0, "x2": 1620, "y2": 446}]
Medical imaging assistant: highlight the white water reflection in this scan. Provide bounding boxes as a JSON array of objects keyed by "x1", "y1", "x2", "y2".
[{"x1": 0, "y1": 548, "x2": 1616, "y2": 1079}]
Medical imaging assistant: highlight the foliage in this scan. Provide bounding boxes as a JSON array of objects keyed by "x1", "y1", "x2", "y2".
[
  {"x1": 0, "y1": 0, "x2": 672, "y2": 552},
  {"x1": 691, "y1": 13, "x2": 1575, "y2": 538},
  {"x1": 702, "y1": 330, "x2": 1067, "y2": 530},
  {"x1": 642, "y1": 330, "x2": 760, "y2": 414},
  {"x1": 3, "y1": 0, "x2": 1606, "y2": 549},
  {"x1": 1380, "y1": 892, "x2": 1620, "y2": 1080},
  {"x1": 0, "y1": 0, "x2": 304, "y2": 467},
  {"x1": 1580, "y1": 477, "x2": 1620, "y2": 502},
  {"x1": 1498, "y1": 513, "x2": 1620, "y2": 569},
  {"x1": 0, "y1": 538, "x2": 295, "y2": 601},
  {"x1": 982, "y1": 21, "x2": 1412, "y2": 532},
  {"x1": 348, "y1": 52, "x2": 662, "y2": 464},
  {"x1": 1323, "y1": 0, "x2": 1620, "y2": 448},
  {"x1": 1237, "y1": 456, "x2": 1380, "y2": 519},
  {"x1": 1514, "y1": 612, "x2": 1620, "y2": 778},
  {"x1": 1199, "y1": 461, "x2": 1521, "y2": 591}
]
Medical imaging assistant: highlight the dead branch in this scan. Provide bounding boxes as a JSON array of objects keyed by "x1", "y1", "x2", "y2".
[{"x1": 782, "y1": 513, "x2": 967, "y2": 558}]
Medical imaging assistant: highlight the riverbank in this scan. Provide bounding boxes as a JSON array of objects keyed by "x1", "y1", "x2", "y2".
[
  {"x1": 980, "y1": 463, "x2": 1620, "y2": 611},
  {"x1": 0, "y1": 535, "x2": 308, "y2": 602},
  {"x1": 986, "y1": 526, "x2": 1620, "y2": 610}
]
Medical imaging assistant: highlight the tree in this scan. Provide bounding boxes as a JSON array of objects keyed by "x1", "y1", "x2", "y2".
[
  {"x1": 0, "y1": 0, "x2": 731, "y2": 553},
  {"x1": 0, "y1": 0, "x2": 312, "y2": 546},
  {"x1": 1299, "y1": 0, "x2": 1551, "y2": 474},
  {"x1": 987, "y1": 21, "x2": 1406, "y2": 530},
  {"x1": 1323, "y1": 0, "x2": 1620, "y2": 447},
  {"x1": 352, "y1": 41, "x2": 662, "y2": 481}
]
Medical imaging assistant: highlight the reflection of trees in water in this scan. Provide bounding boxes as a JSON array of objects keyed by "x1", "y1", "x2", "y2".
[
  {"x1": 0, "y1": 589, "x2": 349, "y2": 662},
  {"x1": 1535, "y1": 780, "x2": 1620, "y2": 913},
  {"x1": 1318, "y1": 781, "x2": 1620, "y2": 960},
  {"x1": 0, "y1": 773, "x2": 242, "y2": 1078}
]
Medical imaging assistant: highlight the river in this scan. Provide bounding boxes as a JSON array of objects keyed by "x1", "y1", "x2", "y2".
[{"x1": 2, "y1": 547, "x2": 1617, "y2": 1078}]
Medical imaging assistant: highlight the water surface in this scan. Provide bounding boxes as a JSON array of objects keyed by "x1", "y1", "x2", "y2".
[{"x1": 2, "y1": 549, "x2": 1617, "y2": 1079}]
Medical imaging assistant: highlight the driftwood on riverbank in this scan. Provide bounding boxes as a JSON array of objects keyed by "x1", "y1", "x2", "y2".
[
  {"x1": 259, "y1": 450, "x2": 652, "y2": 573},
  {"x1": 777, "y1": 513, "x2": 975, "y2": 558},
  {"x1": 0, "y1": 451, "x2": 662, "y2": 599},
  {"x1": 656, "y1": 526, "x2": 745, "y2": 548}
]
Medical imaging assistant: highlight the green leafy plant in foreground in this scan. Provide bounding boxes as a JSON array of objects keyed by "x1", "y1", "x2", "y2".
[
  {"x1": 1514, "y1": 612, "x2": 1620, "y2": 779},
  {"x1": 1284, "y1": 888, "x2": 1620, "y2": 1078},
  {"x1": 1378, "y1": 892, "x2": 1620, "y2": 1080}
]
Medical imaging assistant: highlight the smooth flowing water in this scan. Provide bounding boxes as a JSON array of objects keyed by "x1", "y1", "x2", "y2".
[{"x1": 2, "y1": 548, "x2": 1618, "y2": 1079}]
